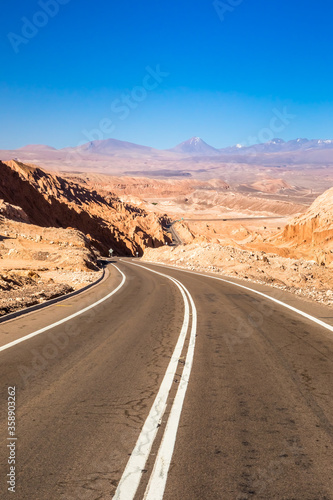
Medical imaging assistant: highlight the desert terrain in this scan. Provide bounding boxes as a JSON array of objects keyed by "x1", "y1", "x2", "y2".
[
  {"x1": 0, "y1": 160, "x2": 170, "y2": 316},
  {"x1": 1, "y1": 136, "x2": 333, "y2": 316},
  {"x1": 143, "y1": 186, "x2": 333, "y2": 307}
]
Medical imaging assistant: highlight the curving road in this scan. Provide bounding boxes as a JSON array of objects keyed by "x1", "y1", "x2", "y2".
[
  {"x1": 1, "y1": 259, "x2": 333, "y2": 499},
  {"x1": 167, "y1": 222, "x2": 183, "y2": 246},
  {"x1": 182, "y1": 216, "x2": 283, "y2": 222}
]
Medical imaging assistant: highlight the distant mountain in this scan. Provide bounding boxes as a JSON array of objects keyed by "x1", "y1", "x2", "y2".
[
  {"x1": 18, "y1": 144, "x2": 57, "y2": 151},
  {"x1": 12, "y1": 137, "x2": 333, "y2": 161},
  {"x1": 62, "y1": 138, "x2": 158, "y2": 157},
  {"x1": 298, "y1": 138, "x2": 333, "y2": 149},
  {"x1": 1, "y1": 136, "x2": 333, "y2": 176},
  {"x1": 218, "y1": 143, "x2": 245, "y2": 154},
  {"x1": 219, "y1": 138, "x2": 333, "y2": 155},
  {"x1": 169, "y1": 137, "x2": 220, "y2": 156}
]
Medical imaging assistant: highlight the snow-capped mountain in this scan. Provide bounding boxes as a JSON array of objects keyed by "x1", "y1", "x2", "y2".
[
  {"x1": 169, "y1": 137, "x2": 220, "y2": 156},
  {"x1": 219, "y1": 138, "x2": 333, "y2": 155},
  {"x1": 2, "y1": 137, "x2": 333, "y2": 174}
]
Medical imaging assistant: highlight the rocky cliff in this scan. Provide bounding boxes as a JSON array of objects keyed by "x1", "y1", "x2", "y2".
[
  {"x1": 278, "y1": 187, "x2": 333, "y2": 265},
  {"x1": 0, "y1": 160, "x2": 170, "y2": 256}
]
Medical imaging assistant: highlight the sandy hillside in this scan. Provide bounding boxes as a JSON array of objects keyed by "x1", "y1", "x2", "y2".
[{"x1": 144, "y1": 187, "x2": 333, "y2": 307}]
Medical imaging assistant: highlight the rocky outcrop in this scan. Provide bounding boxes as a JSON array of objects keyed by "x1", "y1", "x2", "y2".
[
  {"x1": 0, "y1": 160, "x2": 170, "y2": 256},
  {"x1": 0, "y1": 200, "x2": 29, "y2": 223},
  {"x1": 278, "y1": 187, "x2": 333, "y2": 265}
]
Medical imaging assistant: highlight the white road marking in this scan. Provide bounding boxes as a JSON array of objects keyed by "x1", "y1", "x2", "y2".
[
  {"x1": 115, "y1": 258, "x2": 333, "y2": 499},
  {"x1": 114, "y1": 261, "x2": 197, "y2": 500},
  {"x1": 144, "y1": 278, "x2": 197, "y2": 500},
  {"x1": 141, "y1": 261, "x2": 333, "y2": 333},
  {"x1": 0, "y1": 265, "x2": 126, "y2": 352}
]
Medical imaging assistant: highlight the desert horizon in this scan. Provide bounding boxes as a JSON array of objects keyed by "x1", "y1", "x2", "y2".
[{"x1": 1, "y1": 145, "x2": 332, "y2": 313}]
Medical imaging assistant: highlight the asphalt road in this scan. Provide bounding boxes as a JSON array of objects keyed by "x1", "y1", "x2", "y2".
[
  {"x1": 1, "y1": 259, "x2": 333, "y2": 499},
  {"x1": 167, "y1": 223, "x2": 183, "y2": 246},
  {"x1": 182, "y1": 216, "x2": 283, "y2": 222}
]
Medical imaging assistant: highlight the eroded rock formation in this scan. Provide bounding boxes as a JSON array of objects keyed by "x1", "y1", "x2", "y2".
[{"x1": 0, "y1": 160, "x2": 170, "y2": 256}]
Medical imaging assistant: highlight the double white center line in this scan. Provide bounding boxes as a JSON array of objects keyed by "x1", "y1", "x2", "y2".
[{"x1": 114, "y1": 262, "x2": 197, "y2": 500}]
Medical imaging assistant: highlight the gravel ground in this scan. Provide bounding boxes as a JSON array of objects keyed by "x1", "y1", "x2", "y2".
[
  {"x1": 0, "y1": 269, "x2": 103, "y2": 318},
  {"x1": 144, "y1": 243, "x2": 333, "y2": 308}
]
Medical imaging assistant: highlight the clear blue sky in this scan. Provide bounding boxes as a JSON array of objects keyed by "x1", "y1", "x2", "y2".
[{"x1": 1, "y1": 0, "x2": 333, "y2": 149}]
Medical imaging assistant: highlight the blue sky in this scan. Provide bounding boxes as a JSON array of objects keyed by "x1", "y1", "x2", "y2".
[{"x1": 1, "y1": 0, "x2": 333, "y2": 149}]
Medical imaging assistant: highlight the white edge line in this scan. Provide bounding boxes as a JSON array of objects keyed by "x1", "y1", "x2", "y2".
[
  {"x1": 144, "y1": 278, "x2": 197, "y2": 500},
  {"x1": 140, "y1": 260, "x2": 333, "y2": 334},
  {"x1": 113, "y1": 262, "x2": 193, "y2": 500},
  {"x1": 0, "y1": 264, "x2": 126, "y2": 353}
]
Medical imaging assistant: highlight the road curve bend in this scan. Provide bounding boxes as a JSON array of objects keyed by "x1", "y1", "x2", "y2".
[{"x1": 0, "y1": 259, "x2": 333, "y2": 499}]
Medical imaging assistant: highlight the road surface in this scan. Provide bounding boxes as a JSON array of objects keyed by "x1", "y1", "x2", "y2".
[
  {"x1": 182, "y1": 216, "x2": 283, "y2": 222},
  {"x1": 1, "y1": 259, "x2": 333, "y2": 499},
  {"x1": 166, "y1": 222, "x2": 183, "y2": 245}
]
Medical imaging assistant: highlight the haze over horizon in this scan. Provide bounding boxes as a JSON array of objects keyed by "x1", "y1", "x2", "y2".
[
  {"x1": 1, "y1": 1, "x2": 333, "y2": 150},
  {"x1": 5, "y1": 134, "x2": 333, "y2": 153}
]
